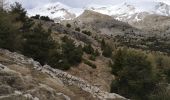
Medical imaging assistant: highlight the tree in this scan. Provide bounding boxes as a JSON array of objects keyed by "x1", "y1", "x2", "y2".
[
  {"x1": 0, "y1": 0, "x2": 4, "y2": 10},
  {"x1": 0, "y1": 0, "x2": 8, "y2": 11},
  {"x1": 101, "y1": 38, "x2": 106, "y2": 50},
  {"x1": 40, "y1": 16, "x2": 53, "y2": 22},
  {"x1": 102, "y1": 45, "x2": 112, "y2": 58},
  {"x1": 111, "y1": 49, "x2": 157, "y2": 100},
  {"x1": 10, "y1": 2, "x2": 27, "y2": 22},
  {"x1": 0, "y1": 11, "x2": 18, "y2": 51},
  {"x1": 62, "y1": 36, "x2": 83, "y2": 65},
  {"x1": 31, "y1": 14, "x2": 40, "y2": 19},
  {"x1": 22, "y1": 23, "x2": 55, "y2": 65}
]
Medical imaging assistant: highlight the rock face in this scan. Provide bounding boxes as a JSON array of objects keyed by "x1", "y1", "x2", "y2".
[{"x1": 0, "y1": 49, "x2": 127, "y2": 100}]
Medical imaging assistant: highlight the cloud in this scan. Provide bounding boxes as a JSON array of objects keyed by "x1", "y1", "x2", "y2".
[
  {"x1": 7, "y1": 0, "x2": 170, "y2": 10},
  {"x1": 7, "y1": 0, "x2": 126, "y2": 9},
  {"x1": 7, "y1": 0, "x2": 51, "y2": 9}
]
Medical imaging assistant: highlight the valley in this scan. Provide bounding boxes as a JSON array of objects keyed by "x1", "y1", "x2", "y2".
[{"x1": 1, "y1": 0, "x2": 170, "y2": 100}]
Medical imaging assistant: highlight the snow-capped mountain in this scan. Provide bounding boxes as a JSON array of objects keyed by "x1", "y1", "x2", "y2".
[
  {"x1": 27, "y1": 2, "x2": 83, "y2": 22},
  {"x1": 27, "y1": 1, "x2": 170, "y2": 23},
  {"x1": 86, "y1": 1, "x2": 170, "y2": 22}
]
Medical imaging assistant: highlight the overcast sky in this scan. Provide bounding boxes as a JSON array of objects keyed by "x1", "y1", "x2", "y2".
[{"x1": 7, "y1": 0, "x2": 170, "y2": 9}]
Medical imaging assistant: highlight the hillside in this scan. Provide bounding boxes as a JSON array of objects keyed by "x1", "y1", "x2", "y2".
[
  {"x1": 0, "y1": 49, "x2": 126, "y2": 100},
  {"x1": 1, "y1": 1, "x2": 170, "y2": 100}
]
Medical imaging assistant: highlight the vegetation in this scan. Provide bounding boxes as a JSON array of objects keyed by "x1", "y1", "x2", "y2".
[
  {"x1": 0, "y1": 2, "x2": 84, "y2": 70},
  {"x1": 101, "y1": 39, "x2": 112, "y2": 58},
  {"x1": 66, "y1": 23, "x2": 71, "y2": 28},
  {"x1": 82, "y1": 30, "x2": 92, "y2": 36},
  {"x1": 75, "y1": 27, "x2": 80, "y2": 32},
  {"x1": 0, "y1": 11, "x2": 18, "y2": 51},
  {"x1": 61, "y1": 36, "x2": 83, "y2": 66},
  {"x1": 31, "y1": 14, "x2": 40, "y2": 19},
  {"x1": 1, "y1": 2, "x2": 170, "y2": 100},
  {"x1": 22, "y1": 23, "x2": 55, "y2": 65},
  {"x1": 110, "y1": 48, "x2": 170, "y2": 100},
  {"x1": 31, "y1": 14, "x2": 54, "y2": 22},
  {"x1": 83, "y1": 59, "x2": 96, "y2": 69},
  {"x1": 102, "y1": 45, "x2": 112, "y2": 58},
  {"x1": 83, "y1": 44, "x2": 95, "y2": 55},
  {"x1": 111, "y1": 49, "x2": 157, "y2": 100}
]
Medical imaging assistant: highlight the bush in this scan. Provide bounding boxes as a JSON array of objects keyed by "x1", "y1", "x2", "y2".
[
  {"x1": 89, "y1": 55, "x2": 96, "y2": 61},
  {"x1": 31, "y1": 15, "x2": 40, "y2": 19},
  {"x1": 102, "y1": 45, "x2": 112, "y2": 58},
  {"x1": 94, "y1": 49, "x2": 100, "y2": 56},
  {"x1": 40, "y1": 16, "x2": 53, "y2": 22},
  {"x1": 100, "y1": 38, "x2": 112, "y2": 58},
  {"x1": 149, "y1": 84, "x2": 170, "y2": 100},
  {"x1": 62, "y1": 36, "x2": 83, "y2": 65},
  {"x1": 101, "y1": 38, "x2": 106, "y2": 50},
  {"x1": 82, "y1": 30, "x2": 92, "y2": 36},
  {"x1": 47, "y1": 47, "x2": 71, "y2": 70},
  {"x1": 83, "y1": 44, "x2": 95, "y2": 55},
  {"x1": 84, "y1": 59, "x2": 96, "y2": 69},
  {"x1": 75, "y1": 27, "x2": 80, "y2": 32},
  {"x1": 66, "y1": 24, "x2": 71, "y2": 28}
]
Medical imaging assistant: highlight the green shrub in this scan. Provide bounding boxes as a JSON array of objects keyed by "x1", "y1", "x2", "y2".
[
  {"x1": 89, "y1": 55, "x2": 96, "y2": 61},
  {"x1": 84, "y1": 59, "x2": 96, "y2": 69},
  {"x1": 101, "y1": 38, "x2": 106, "y2": 50},
  {"x1": 66, "y1": 24, "x2": 71, "y2": 28},
  {"x1": 94, "y1": 49, "x2": 100, "y2": 56},
  {"x1": 62, "y1": 36, "x2": 83, "y2": 65},
  {"x1": 75, "y1": 27, "x2": 80, "y2": 32},
  {"x1": 102, "y1": 46, "x2": 112, "y2": 58},
  {"x1": 40, "y1": 16, "x2": 53, "y2": 22},
  {"x1": 82, "y1": 30, "x2": 92, "y2": 36},
  {"x1": 31, "y1": 14, "x2": 40, "y2": 19},
  {"x1": 83, "y1": 44, "x2": 95, "y2": 55}
]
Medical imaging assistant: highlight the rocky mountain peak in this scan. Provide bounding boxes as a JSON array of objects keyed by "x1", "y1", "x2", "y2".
[{"x1": 27, "y1": 1, "x2": 170, "y2": 23}]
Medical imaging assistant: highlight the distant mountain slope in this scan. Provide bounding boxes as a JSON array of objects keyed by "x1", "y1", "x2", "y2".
[
  {"x1": 132, "y1": 14, "x2": 170, "y2": 36},
  {"x1": 62, "y1": 10, "x2": 146, "y2": 37}
]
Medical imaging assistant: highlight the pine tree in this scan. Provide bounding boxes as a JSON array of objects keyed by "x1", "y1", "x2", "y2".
[
  {"x1": 101, "y1": 38, "x2": 106, "y2": 50},
  {"x1": 10, "y1": 2, "x2": 27, "y2": 22},
  {"x1": 0, "y1": 11, "x2": 17, "y2": 51},
  {"x1": 111, "y1": 49, "x2": 157, "y2": 100},
  {"x1": 62, "y1": 36, "x2": 83, "y2": 65},
  {"x1": 22, "y1": 23, "x2": 55, "y2": 65}
]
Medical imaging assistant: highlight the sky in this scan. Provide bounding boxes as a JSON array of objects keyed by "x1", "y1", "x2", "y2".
[{"x1": 7, "y1": 0, "x2": 170, "y2": 9}]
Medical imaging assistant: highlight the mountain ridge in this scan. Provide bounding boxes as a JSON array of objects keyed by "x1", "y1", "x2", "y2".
[{"x1": 27, "y1": 1, "x2": 170, "y2": 23}]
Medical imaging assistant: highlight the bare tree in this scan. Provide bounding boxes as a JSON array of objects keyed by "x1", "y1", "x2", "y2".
[
  {"x1": 0, "y1": 0, "x2": 8, "y2": 10},
  {"x1": 0, "y1": 0, "x2": 4, "y2": 10}
]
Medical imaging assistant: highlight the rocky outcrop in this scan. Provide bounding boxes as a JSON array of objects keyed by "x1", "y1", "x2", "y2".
[{"x1": 0, "y1": 49, "x2": 127, "y2": 100}]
